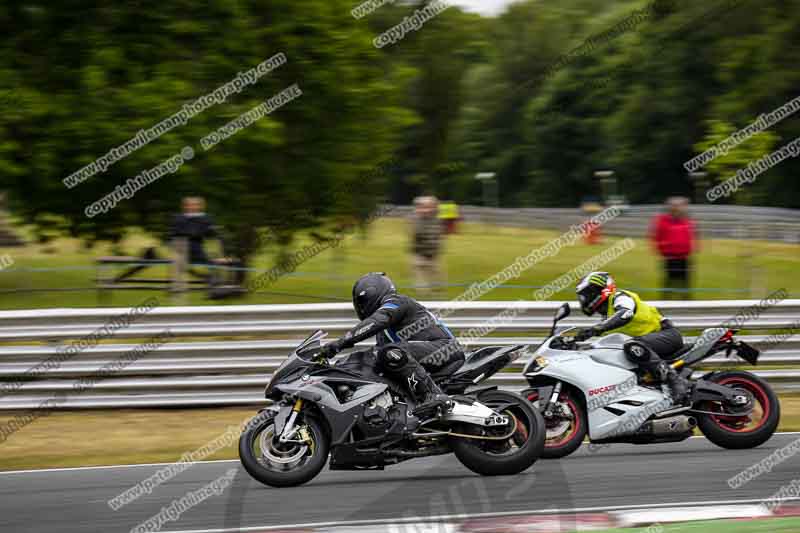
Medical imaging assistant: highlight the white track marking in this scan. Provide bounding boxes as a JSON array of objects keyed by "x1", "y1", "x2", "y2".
[
  {"x1": 1, "y1": 432, "x2": 799, "y2": 475},
  {"x1": 160, "y1": 497, "x2": 800, "y2": 533},
  {"x1": 0, "y1": 458, "x2": 237, "y2": 475}
]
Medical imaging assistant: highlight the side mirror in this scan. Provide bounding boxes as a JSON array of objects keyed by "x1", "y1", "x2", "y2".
[{"x1": 549, "y1": 303, "x2": 571, "y2": 337}]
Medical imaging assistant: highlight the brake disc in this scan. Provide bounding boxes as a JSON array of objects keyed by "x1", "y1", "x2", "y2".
[
  {"x1": 545, "y1": 402, "x2": 573, "y2": 439},
  {"x1": 259, "y1": 425, "x2": 308, "y2": 466}
]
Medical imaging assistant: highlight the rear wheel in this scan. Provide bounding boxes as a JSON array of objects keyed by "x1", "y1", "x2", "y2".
[
  {"x1": 239, "y1": 411, "x2": 329, "y2": 487},
  {"x1": 450, "y1": 390, "x2": 545, "y2": 476},
  {"x1": 697, "y1": 371, "x2": 780, "y2": 449},
  {"x1": 524, "y1": 387, "x2": 587, "y2": 459}
]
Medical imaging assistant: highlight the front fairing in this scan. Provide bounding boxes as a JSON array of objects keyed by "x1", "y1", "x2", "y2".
[{"x1": 265, "y1": 331, "x2": 327, "y2": 399}]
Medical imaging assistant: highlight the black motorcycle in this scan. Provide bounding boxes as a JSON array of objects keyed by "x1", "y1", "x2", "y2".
[{"x1": 239, "y1": 330, "x2": 545, "y2": 487}]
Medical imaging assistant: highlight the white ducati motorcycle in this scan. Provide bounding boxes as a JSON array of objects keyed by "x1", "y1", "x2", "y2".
[{"x1": 523, "y1": 304, "x2": 780, "y2": 459}]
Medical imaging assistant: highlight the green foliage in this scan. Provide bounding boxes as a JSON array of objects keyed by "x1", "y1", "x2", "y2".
[
  {"x1": 694, "y1": 120, "x2": 778, "y2": 204},
  {"x1": 0, "y1": 0, "x2": 412, "y2": 261},
  {"x1": 1, "y1": 0, "x2": 798, "y2": 259}
]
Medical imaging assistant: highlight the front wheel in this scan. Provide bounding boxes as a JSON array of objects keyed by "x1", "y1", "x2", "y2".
[
  {"x1": 450, "y1": 390, "x2": 545, "y2": 476},
  {"x1": 239, "y1": 410, "x2": 330, "y2": 487},
  {"x1": 696, "y1": 371, "x2": 780, "y2": 449},
  {"x1": 523, "y1": 387, "x2": 587, "y2": 459}
]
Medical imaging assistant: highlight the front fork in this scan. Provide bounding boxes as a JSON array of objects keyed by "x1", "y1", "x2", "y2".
[
  {"x1": 278, "y1": 398, "x2": 304, "y2": 443},
  {"x1": 542, "y1": 382, "x2": 563, "y2": 419}
]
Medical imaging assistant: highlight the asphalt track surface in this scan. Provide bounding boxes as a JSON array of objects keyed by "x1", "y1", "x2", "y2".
[{"x1": 2, "y1": 433, "x2": 799, "y2": 533}]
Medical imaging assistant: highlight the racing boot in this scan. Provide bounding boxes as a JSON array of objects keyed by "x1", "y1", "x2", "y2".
[
  {"x1": 656, "y1": 361, "x2": 690, "y2": 403},
  {"x1": 378, "y1": 347, "x2": 454, "y2": 417},
  {"x1": 409, "y1": 369, "x2": 453, "y2": 418}
]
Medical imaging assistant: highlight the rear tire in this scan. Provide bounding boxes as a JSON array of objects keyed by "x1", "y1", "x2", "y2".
[
  {"x1": 239, "y1": 411, "x2": 329, "y2": 487},
  {"x1": 523, "y1": 387, "x2": 587, "y2": 459},
  {"x1": 450, "y1": 390, "x2": 545, "y2": 476},
  {"x1": 697, "y1": 371, "x2": 780, "y2": 449}
]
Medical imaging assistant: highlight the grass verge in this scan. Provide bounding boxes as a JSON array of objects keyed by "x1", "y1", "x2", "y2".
[
  {"x1": 1, "y1": 396, "x2": 799, "y2": 472},
  {"x1": 1, "y1": 218, "x2": 798, "y2": 308}
]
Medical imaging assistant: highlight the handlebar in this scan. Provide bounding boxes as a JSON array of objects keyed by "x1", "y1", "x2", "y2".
[{"x1": 550, "y1": 335, "x2": 581, "y2": 351}]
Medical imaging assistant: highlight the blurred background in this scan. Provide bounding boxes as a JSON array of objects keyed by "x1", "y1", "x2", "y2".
[
  {"x1": 1, "y1": 4, "x2": 800, "y2": 525},
  {"x1": 0, "y1": 0, "x2": 797, "y2": 308}
]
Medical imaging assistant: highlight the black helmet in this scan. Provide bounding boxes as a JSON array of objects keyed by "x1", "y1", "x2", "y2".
[
  {"x1": 575, "y1": 271, "x2": 616, "y2": 316},
  {"x1": 352, "y1": 272, "x2": 396, "y2": 320}
]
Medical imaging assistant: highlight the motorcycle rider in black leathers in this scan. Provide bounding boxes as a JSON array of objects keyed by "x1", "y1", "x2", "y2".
[{"x1": 319, "y1": 273, "x2": 464, "y2": 415}]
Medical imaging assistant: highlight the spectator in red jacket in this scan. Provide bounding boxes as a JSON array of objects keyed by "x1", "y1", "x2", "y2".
[{"x1": 650, "y1": 197, "x2": 697, "y2": 300}]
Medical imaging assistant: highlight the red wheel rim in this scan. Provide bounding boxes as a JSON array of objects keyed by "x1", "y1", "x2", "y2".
[
  {"x1": 708, "y1": 377, "x2": 770, "y2": 433},
  {"x1": 535, "y1": 394, "x2": 581, "y2": 449}
]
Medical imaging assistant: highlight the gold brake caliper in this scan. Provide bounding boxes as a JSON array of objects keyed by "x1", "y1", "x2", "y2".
[{"x1": 298, "y1": 426, "x2": 314, "y2": 453}]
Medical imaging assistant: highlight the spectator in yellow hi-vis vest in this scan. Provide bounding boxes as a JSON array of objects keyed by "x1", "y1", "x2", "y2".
[{"x1": 438, "y1": 200, "x2": 460, "y2": 235}]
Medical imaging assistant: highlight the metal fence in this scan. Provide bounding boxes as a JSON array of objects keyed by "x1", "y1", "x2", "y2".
[
  {"x1": 0, "y1": 300, "x2": 798, "y2": 410},
  {"x1": 389, "y1": 204, "x2": 800, "y2": 242}
]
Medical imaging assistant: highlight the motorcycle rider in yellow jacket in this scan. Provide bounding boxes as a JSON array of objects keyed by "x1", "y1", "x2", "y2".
[{"x1": 573, "y1": 272, "x2": 690, "y2": 401}]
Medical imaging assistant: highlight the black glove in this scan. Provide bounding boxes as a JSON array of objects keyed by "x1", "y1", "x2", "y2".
[
  {"x1": 574, "y1": 327, "x2": 598, "y2": 342},
  {"x1": 319, "y1": 339, "x2": 345, "y2": 359}
]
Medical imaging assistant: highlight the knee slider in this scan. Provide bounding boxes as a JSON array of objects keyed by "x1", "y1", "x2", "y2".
[
  {"x1": 378, "y1": 346, "x2": 408, "y2": 371},
  {"x1": 624, "y1": 340, "x2": 652, "y2": 363}
]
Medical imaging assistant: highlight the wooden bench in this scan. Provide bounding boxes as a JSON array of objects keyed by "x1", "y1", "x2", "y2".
[{"x1": 94, "y1": 240, "x2": 243, "y2": 303}]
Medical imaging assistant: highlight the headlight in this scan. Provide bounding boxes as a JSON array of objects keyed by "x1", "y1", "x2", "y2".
[{"x1": 529, "y1": 356, "x2": 549, "y2": 373}]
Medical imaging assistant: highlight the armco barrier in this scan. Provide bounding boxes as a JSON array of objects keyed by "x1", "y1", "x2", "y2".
[{"x1": 0, "y1": 300, "x2": 797, "y2": 409}]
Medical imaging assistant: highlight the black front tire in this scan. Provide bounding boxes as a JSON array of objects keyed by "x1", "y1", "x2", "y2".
[
  {"x1": 450, "y1": 390, "x2": 545, "y2": 476},
  {"x1": 239, "y1": 411, "x2": 330, "y2": 488}
]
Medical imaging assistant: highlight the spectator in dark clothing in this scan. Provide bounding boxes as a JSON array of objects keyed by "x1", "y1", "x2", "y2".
[
  {"x1": 650, "y1": 197, "x2": 697, "y2": 300},
  {"x1": 168, "y1": 197, "x2": 245, "y2": 297},
  {"x1": 169, "y1": 197, "x2": 219, "y2": 266}
]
